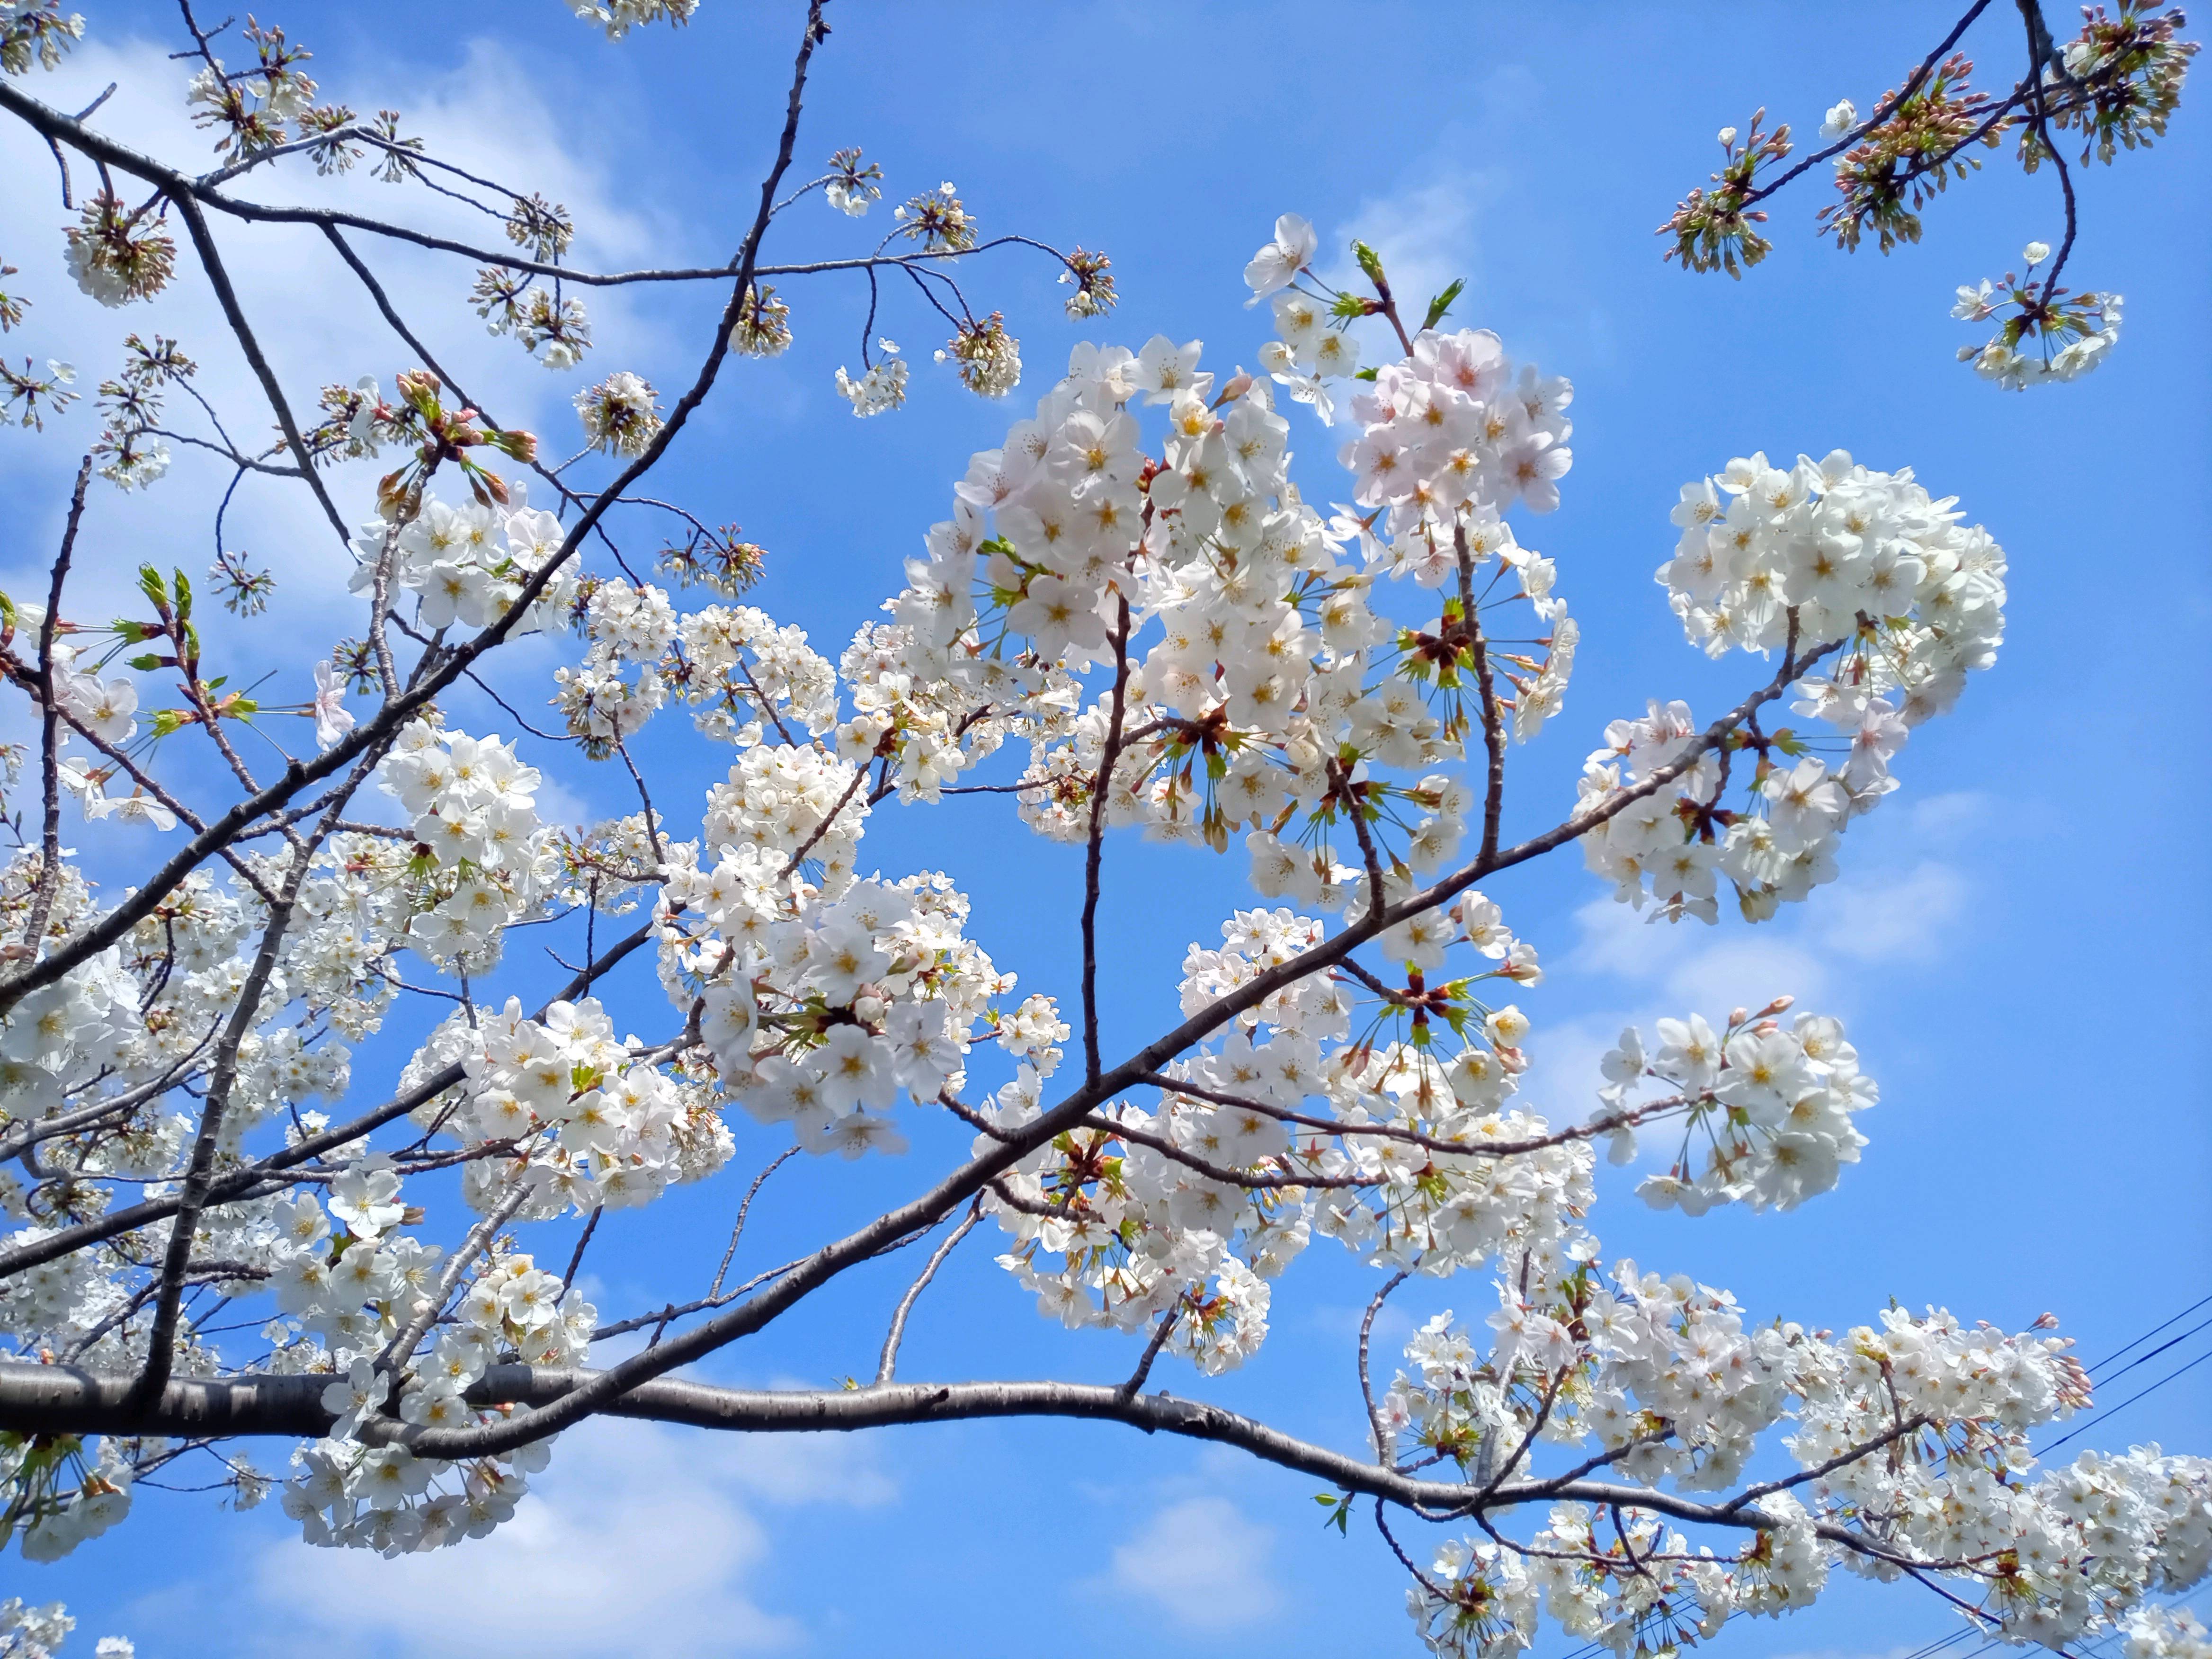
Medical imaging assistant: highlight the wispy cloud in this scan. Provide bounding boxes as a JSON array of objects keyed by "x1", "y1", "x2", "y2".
[
  {"x1": 1524, "y1": 790, "x2": 1991, "y2": 1115},
  {"x1": 1109, "y1": 1495, "x2": 1280, "y2": 1632},
  {"x1": 1314, "y1": 66, "x2": 1544, "y2": 333},
  {"x1": 252, "y1": 1415, "x2": 892, "y2": 1659}
]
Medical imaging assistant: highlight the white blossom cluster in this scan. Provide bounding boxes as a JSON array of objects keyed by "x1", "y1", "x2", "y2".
[
  {"x1": 572, "y1": 370, "x2": 662, "y2": 457},
  {"x1": 348, "y1": 490, "x2": 576, "y2": 641},
  {"x1": 1392, "y1": 1262, "x2": 2207, "y2": 1659},
  {"x1": 980, "y1": 986, "x2": 1287, "y2": 1374},
  {"x1": 835, "y1": 344, "x2": 908, "y2": 417},
  {"x1": 668, "y1": 858, "x2": 1008, "y2": 1160},
  {"x1": 553, "y1": 576, "x2": 854, "y2": 761},
  {"x1": 1959, "y1": 289, "x2": 2123, "y2": 389},
  {"x1": 1583, "y1": 449, "x2": 2006, "y2": 922},
  {"x1": 0, "y1": 1436, "x2": 133, "y2": 1563},
  {"x1": 567, "y1": 0, "x2": 699, "y2": 42},
  {"x1": 379, "y1": 718, "x2": 553, "y2": 975},
  {"x1": 1659, "y1": 449, "x2": 2004, "y2": 680},
  {"x1": 885, "y1": 292, "x2": 1575, "y2": 928},
  {"x1": 685, "y1": 604, "x2": 839, "y2": 742},
  {"x1": 982, "y1": 900, "x2": 1564, "y2": 1368},
  {"x1": 1953, "y1": 243, "x2": 2125, "y2": 390},
  {"x1": 432, "y1": 995, "x2": 735, "y2": 1214},
  {"x1": 479, "y1": 285, "x2": 590, "y2": 372},
  {"x1": 1603, "y1": 1006, "x2": 1874, "y2": 1214},
  {"x1": 0, "y1": 1599, "x2": 129, "y2": 1659},
  {"x1": 552, "y1": 575, "x2": 675, "y2": 752},
  {"x1": 44, "y1": 659, "x2": 169, "y2": 829},
  {"x1": 279, "y1": 1231, "x2": 574, "y2": 1552},
  {"x1": 2131, "y1": 1605, "x2": 2212, "y2": 1659},
  {"x1": 244, "y1": 1151, "x2": 598, "y2": 1552}
]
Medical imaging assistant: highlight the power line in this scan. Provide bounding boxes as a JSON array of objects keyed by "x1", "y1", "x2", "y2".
[
  {"x1": 2041, "y1": 1346, "x2": 2212, "y2": 1458},
  {"x1": 2080, "y1": 1292, "x2": 2212, "y2": 1374},
  {"x1": 2086, "y1": 1314, "x2": 2212, "y2": 1392}
]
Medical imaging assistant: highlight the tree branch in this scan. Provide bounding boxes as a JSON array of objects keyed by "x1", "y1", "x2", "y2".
[
  {"x1": 1081, "y1": 595, "x2": 1133, "y2": 1087},
  {"x1": 874, "y1": 1200, "x2": 981, "y2": 1385}
]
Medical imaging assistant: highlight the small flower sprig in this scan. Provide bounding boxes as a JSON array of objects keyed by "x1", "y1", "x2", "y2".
[{"x1": 1953, "y1": 241, "x2": 2122, "y2": 388}]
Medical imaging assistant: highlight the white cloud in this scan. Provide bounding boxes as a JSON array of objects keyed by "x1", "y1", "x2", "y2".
[
  {"x1": 1812, "y1": 859, "x2": 1966, "y2": 965},
  {"x1": 1325, "y1": 169, "x2": 1490, "y2": 326},
  {"x1": 1109, "y1": 1495, "x2": 1279, "y2": 1632},
  {"x1": 529, "y1": 769, "x2": 598, "y2": 836},
  {"x1": 1308, "y1": 1296, "x2": 1417, "y2": 1357},
  {"x1": 255, "y1": 1416, "x2": 892, "y2": 1658},
  {"x1": 1900, "y1": 789, "x2": 1990, "y2": 839},
  {"x1": 1314, "y1": 67, "x2": 1542, "y2": 331},
  {"x1": 1534, "y1": 799, "x2": 1985, "y2": 1110},
  {"x1": 1570, "y1": 895, "x2": 1829, "y2": 1007}
]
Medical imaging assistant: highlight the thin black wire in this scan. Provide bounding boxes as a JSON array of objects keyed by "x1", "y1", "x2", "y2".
[
  {"x1": 2080, "y1": 1293, "x2": 2212, "y2": 1374},
  {"x1": 2040, "y1": 1347, "x2": 2212, "y2": 1458},
  {"x1": 2090, "y1": 1315, "x2": 2212, "y2": 1391}
]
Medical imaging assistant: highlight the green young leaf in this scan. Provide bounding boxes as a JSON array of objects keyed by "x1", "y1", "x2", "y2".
[{"x1": 1423, "y1": 278, "x2": 1466, "y2": 330}]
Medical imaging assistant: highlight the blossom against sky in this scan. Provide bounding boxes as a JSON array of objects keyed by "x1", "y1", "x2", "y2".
[{"x1": 3, "y1": 2, "x2": 2206, "y2": 1655}]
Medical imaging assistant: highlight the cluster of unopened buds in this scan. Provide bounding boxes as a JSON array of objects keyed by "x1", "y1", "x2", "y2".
[
  {"x1": 472, "y1": 271, "x2": 591, "y2": 371},
  {"x1": 62, "y1": 195, "x2": 176, "y2": 309}
]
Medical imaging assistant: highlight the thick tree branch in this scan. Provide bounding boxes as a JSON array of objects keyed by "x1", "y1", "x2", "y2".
[{"x1": 0, "y1": 1356, "x2": 1971, "y2": 1568}]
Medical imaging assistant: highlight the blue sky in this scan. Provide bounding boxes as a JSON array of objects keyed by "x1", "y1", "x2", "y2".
[{"x1": 3, "y1": 2, "x2": 2207, "y2": 1655}]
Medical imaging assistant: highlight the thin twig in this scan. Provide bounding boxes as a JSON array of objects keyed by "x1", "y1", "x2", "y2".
[{"x1": 874, "y1": 1200, "x2": 981, "y2": 1385}]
